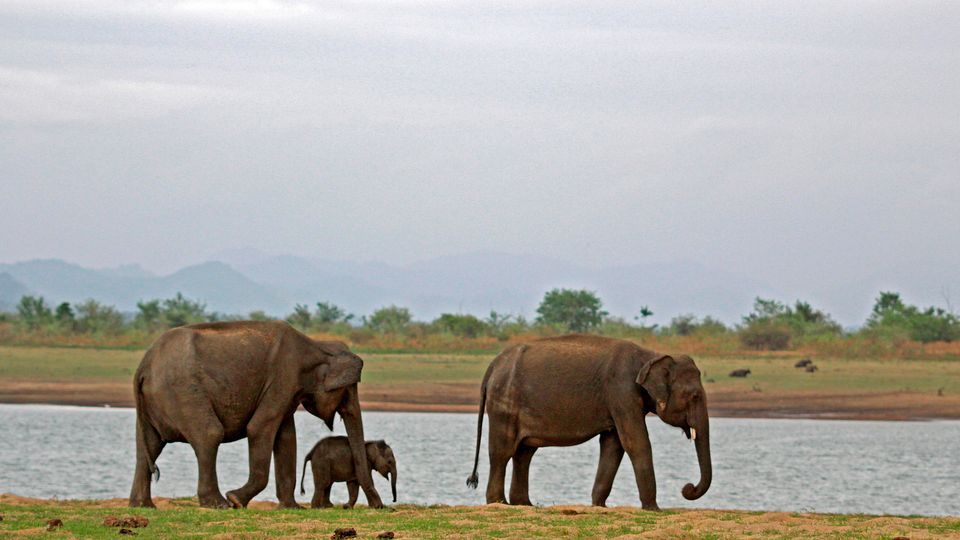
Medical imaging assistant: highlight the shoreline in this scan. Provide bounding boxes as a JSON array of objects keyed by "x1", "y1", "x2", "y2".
[{"x1": 1, "y1": 396, "x2": 958, "y2": 422}]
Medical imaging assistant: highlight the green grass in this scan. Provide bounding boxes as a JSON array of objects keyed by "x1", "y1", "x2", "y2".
[
  {"x1": 2, "y1": 345, "x2": 956, "y2": 395},
  {"x1": 0, "y1": 499, "x2": 955, "y2": 539}
]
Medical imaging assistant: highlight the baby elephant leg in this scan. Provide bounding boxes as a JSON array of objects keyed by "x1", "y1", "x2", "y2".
[
  {"x1": 310, "y1": 464, "x2": 334, "y2": 509},
  {"x1": 345, "y1": 480, "x2": 359, "y2": 508}
]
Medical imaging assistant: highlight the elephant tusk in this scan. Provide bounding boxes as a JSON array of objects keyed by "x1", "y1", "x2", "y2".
[{"x1": 690, "y1": 428, "x2": 697, "y2": 441}]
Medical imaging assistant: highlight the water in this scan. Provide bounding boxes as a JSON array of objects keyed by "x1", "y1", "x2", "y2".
[{"x1": 0, "y1": 404, "x2": 957, "y2": 516}]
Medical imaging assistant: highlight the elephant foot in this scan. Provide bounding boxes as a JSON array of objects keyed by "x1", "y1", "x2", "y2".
[
  {"x1": 276, "y1": 501, "x2": 303, "y2": 510},
  {"x1": 509, "y1": 498, "x2": 533, "y2": 506},
  {"x1": 225, "y1": 491, "x2": 247, "y2": 509},
  {"x1": 199, "y1": 493, "x2": 231, "y2": 509},
  {"x1": 641, "y1": 502, "x2": 661, "y2": 512},
  {"x1": 342, "y1": 503, "x2": 352, "y2": 509}
]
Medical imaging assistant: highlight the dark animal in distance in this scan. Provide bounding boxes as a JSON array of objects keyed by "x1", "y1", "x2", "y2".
[
  {"x1": 729, "y1": 369, "x2": 751, "y2": 378},
  {"x1": 805, "y1": 365, "x2": 818, "y2": 373},
  {"x1": 128, "y1": 320, "x2": 383, "y2": 509},
  {"x1": 300, "y1": 436, "x2": 398, "y2": 508},
  {"x1": 467, "y1": 334, "x2": 711, "y2": 510},
  {"x1": 794, "y1": 358, "x2": 813, "y2": 368}
]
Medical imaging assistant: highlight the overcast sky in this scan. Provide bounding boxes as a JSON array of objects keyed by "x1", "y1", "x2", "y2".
[{"x1": 1, "y1": 1, "x2": 958, "y2": 310}]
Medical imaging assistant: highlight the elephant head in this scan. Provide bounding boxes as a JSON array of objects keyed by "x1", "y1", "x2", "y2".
[
  {"x1": 366, "y1": 440, "x2": 398, "y2": 502},
  {"x1": 636, "y1": 354, "x2": 712, "y2": 501},
  {"x1": 299, "y1": 340, "x2": 363, "y2": 428},
  {"x1": 298, "y1": 340, "x2": 383, "y2": 507}
]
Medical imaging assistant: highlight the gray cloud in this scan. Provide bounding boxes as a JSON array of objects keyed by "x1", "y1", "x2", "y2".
[{"x1": 1, "y1": 1, "x2": 958, "y2": 323}]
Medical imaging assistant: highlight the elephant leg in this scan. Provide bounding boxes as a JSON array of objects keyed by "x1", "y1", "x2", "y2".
[
  {"x1": 346, "y1": 481, "x2": 359, "y2": 508},
  {"x1": 592, "y1": 431, "x2": 624, "y2": 507},
  {"x1": 129, "y1": 419, "x2": 165, "y2": 508},
  {"x1": 509, "y1": 444, "x2": 537, "y2": 506},
  {"x1": 615, "y1": 415, "x2": 659, "y2": 510},
  {"x1": 311, "y1": 464, "x2": 333, "y2": 509},
  {"x1": 183, "y1": 415, "x2": 228, "y2": 509},
  {"x1": 226, "y1": 413, "x2": 282, "y2": 508},
  {"x1": 485, "y1": 415, "x2": 516, "y2": 504},
  {"x1": 273, "y1": 414, "x2": 302, "y2": 509}
]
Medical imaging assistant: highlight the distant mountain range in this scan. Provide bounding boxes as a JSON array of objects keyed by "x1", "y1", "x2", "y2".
[
  {"x1": 0, "y1": 253, "x2": 773, "y2": 324},
  {"x1": 0, "y1": 252, "x2": 955, "y2": 327}
]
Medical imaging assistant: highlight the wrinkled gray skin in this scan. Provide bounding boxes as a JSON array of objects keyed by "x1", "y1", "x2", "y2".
[
  {"x1": 128, "y1": 320, "x2": 383, "y2": 510},
  {"x1": 300, "y1": 437, "x2": 398, "y2": 508},
  {"x1": 467, "y1": 334, "x2": 711, "y2": 510}
]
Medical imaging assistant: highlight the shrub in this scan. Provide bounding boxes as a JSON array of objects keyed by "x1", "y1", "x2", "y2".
[
  {"x1": 432, "y1": 313, "x2": 489, "y2": 338},
  {"x1": 365, "y1": 305, "x2": 413, "y2": 334},
  {"x1": 739, "y1": 319, "x2": 792, "y2": 350},
  {"x1": 535, "y1": 289, "x2": 607, "y2": 333},
  {"x1": 74, "y1": 299, "x2": 124, "y2": 334}
]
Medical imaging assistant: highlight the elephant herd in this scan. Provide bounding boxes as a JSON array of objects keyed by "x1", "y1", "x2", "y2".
[{"x1": 129, "y1": 320, "x2": 711, "y2": 510}]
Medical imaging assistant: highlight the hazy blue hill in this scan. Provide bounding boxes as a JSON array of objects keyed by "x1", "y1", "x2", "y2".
[
  {"x1": 0, "y1": 253, "x2": 788, "y2": 324},
  {"x1": 0, "y1": 259, "x2": 286, "y2": 316},
  {"x1": 0, "y1": 272, "x2": 30, "y2": 311},
  {"x1": 0, "y1": 259, "x2": 143, "y2": 305}
]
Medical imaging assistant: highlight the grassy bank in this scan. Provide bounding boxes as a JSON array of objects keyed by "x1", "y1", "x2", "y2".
[
  {"x1": 1, "y1": 496, "x2": 958, "y2": 539},
  {"x1": 1, "y1": 345, "x2": 959, "y2": 419}
]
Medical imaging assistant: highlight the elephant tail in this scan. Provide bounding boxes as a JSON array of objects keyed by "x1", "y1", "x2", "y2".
[
  {"x1": 467, "y1": 350, "x2": 507, "y2": 489},
  {"x1": 134, "y1": 375, "x2": 160, "y2": 483},
  {"x1": 300, "y1": 450, "x2": 312, "y2": 496},
  {"x1": 465, "y1": 377, "x2": 486, "y2": 489}
]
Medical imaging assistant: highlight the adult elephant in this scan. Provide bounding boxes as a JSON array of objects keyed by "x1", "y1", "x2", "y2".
[
  {"x1": 128, "y1": 320, "x2": 383, "y2": 510},
  {"x1": 466, "y1": 334, "x2": 711, "y2": 510}
]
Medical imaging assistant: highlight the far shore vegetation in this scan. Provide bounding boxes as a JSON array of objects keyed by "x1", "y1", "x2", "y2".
[{"x1": 1, "y1": 289, "x2": 959, "y2": 360}]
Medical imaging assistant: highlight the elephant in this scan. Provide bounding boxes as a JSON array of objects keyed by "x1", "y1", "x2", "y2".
[
  {"x1": 794, "y1": 358, "x2": 813, "y2": 368},
  {"x1": 466, "y1": 334, "x2": 711, "y2": 510},
  {"x1": 300, "y1": 437, "x2": 397, "y2": 508},
  {"x1": 729, "y1": 369, "x2": 751, "y2": 377},
  {"x1": 128, "y1": 320, "x2": 383, "y2": 510}
]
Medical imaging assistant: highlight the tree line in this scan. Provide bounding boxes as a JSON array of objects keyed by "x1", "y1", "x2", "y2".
[{"x1": 2, "y1": 288, "x2": 958, "y2": 349}]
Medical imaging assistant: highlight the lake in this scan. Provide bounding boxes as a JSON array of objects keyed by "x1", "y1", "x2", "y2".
[{"x1": 0, "y1": 404, "x2": 957, "y2": 516}]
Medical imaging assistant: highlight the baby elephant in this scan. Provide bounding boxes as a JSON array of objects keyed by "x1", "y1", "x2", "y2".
[{"x1": 300, "y1": 436, "x2": 397, "y2": 508}]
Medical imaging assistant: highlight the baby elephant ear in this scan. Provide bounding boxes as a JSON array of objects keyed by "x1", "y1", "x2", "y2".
[
  {"x1": 635, "y1": 355, "x2": 673, "y2": 411},
  {"x1": 322, "y1": 354, "x2": 363, "y2": 391}
]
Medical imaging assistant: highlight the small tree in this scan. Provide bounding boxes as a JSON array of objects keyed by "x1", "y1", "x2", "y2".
[
  {"x1": 865, "y1": 291, "x2": 960, "y2": 342},
  {"x1": 536, "y1": 289, "x2": 608, "y2": 332},
  {"x1": 16, "y1": 295, "x2": 53, "y2": 330},
  {"x1": 433, "y1": 313, "x2": 488, "y2": 338},
  {"x1": 366, "y1": 305, "x2": 413, "y2": 334},
  {"x1": 161, "y1": 293, "x2": 207, "y2": 328},
  {"x1": 54, "y1": 302, "x2": 76, "y2": 331},
  {"x1": 247, "y1": 310, "x2": 271, "y2": 321},
  {"x1": 287, "y1": 304, "x2": 313, "y2": 331},
  {"x1": 74, "y1": 299, "x2": 124, "y2": 334},
  {"x1": 134, "y1": 300, "x2": 163, "y2": 331},
  {"x1": 315, "y1": 302, "x2": 353, "y2": 325}
]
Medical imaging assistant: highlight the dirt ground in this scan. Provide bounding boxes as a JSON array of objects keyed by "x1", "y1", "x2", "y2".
[{"x1": 1, "y1": 378, "x2": 959, "y2": 420}]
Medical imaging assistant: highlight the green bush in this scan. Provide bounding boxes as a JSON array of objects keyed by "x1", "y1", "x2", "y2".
[
  {"x1": 432, "y1": 313, "x2": 489, "y2": 338},
  {"x1": 863, "y1": 292, "x2": 960, "y2": 343},
  {"x1": 535, "y1": 288, "x2": 607, "y2": 333},
  {"x1": 739, "y1": 319, "x2": 792, "y2": 350},
  {"x1": 365, "y1": 305, "x2": 413, "y2": 334},
  {"x1": 74, "y1": 299, "x2": 124, "y2": 334}
]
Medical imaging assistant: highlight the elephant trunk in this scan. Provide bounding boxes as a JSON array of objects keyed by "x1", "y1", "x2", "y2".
[
  {"x1": 339, "y1": 388, "x2": 383, "y2": 508},
  {"x1": 682, "y1": 410, "x2": 712, "y2": 500},
  {"x1": 390, "y1": 462, "x2": 398, "y2": 503}
]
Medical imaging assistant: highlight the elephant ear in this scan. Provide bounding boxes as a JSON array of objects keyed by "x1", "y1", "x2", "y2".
[
  {"x1": 320, "y1": 353, "x2": 363, "y2": 391},
  {"x1": 636, "y1": 355, "x2": 673, "y2": 413}
]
